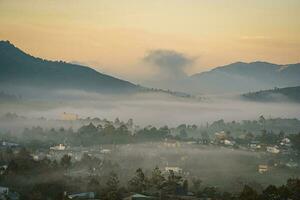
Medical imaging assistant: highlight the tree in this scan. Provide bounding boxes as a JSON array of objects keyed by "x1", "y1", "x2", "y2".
[
  {"x1": 164, "y1": 170, "x2": 182, "y2": 195},
  {"x1": 103, "y1": 123, "x2": 116, "y2": 135},
  {"x1": 286, "y1": 178, "x2": 300, "y2": 200},
  {"x1": 150, "y1": 167, "x2": 165, "y2": 190},
  {"x1": 60, "y1": 154, "x2": 71, "y2": 169},
  {"x1": 239, "y1": 185, "x2": 258, "y2": 200},
  {"x1": 114, "y1": 118, "x2": 121, "y2": 125},
  {"x1": 117, "y1": 124, "x2": 129, "y2": 135},
  {"x1": 78, "y1": 123, "x2": 98, "y2": 135},
  {"x1": 290, "y1": 132, "x2": 300, "y2": 152},
  {"x1": 191, "y1": 178, "x2": 202, "y2": 193},
  {"x1": 28, "y1": 181, "x2": 65, "y2": 200},
  {"x1": 128, "y1": 168, "x2": 147, "y2": 193},
  {"x1": 276, "y1": 185, "x2": 290, "y2": 200},
  {"x1": 179, "y1": 129, "x2": 188, "y2": 138},
  {"x1": 261, "y1": 185, "x2": 280, "y2": 200},
  {"x1": 259, "y1": 115, "x2": 265, "y2": 125},
  {"x1": 103, "y1": 172, "x2": 120, "y2": 200},
  {"x1": 88, "y1": 177, "x2": 100, "y2": 192},
  {"x1": 202, "y1": 187, "x2": 220, "y2": 199},
  {"x1": 278, "y1": 130, "x2": 285, "y2": 140},
  {"x1": 182, "y1": 180, "x2": 188, "y2": 195},
  {"x1": 127, "y1": 118, "x2": 133, "y2": 128}
]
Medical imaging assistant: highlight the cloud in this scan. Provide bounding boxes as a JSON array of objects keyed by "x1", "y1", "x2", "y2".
[{"x1": 143, "y1": 49, "x2": 195, "y2": 79}]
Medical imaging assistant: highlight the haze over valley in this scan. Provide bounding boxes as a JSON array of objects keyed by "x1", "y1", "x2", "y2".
[{"x1": 1, "y1": 1, "x2": 300, "y2": 200}]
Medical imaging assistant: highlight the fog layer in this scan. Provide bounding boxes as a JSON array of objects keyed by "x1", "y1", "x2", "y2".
[{"x1": 0, "y1": 90, "x2": 299, "y2": 127}]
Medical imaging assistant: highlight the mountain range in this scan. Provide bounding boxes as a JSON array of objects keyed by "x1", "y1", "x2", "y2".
[
  {"x1": 0, "y1": 41, "x2": 140, "y2": 95},
  {"x1": 1, "y1": 40, "x2": 299, "y2": 96},
  {"x1": 190, "y1": 61, "x2": 300, "y2": 94}
]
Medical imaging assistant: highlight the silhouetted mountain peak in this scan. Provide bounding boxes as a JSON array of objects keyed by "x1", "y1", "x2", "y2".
[{"x1": 0, "y1": 41, "x2": 140, "y2": 94}]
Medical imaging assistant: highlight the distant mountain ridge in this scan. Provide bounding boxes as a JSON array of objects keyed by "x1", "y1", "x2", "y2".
[
  {"x1": 0, "y1": 40, "x2": 140, "y2": 94},
  {"x1": 242, "y1": 86, "x2": 300, "y2": 103},
  {"x1": 190, "y1": 61, "x2": 300, "y2": 94},
  {"x1": 1, "y1": 40, "x2": 300, "y2": 96}
]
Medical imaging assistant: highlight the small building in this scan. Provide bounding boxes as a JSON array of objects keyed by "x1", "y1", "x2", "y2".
[
  {"x1": 163, "y1": 139, "x2": 181, "y2": 148},
  {"x1": 249, "y1": 141, "x2": 261, "y2": 150},
  {"x1": 258, "y1": 165, "x2": 269, "y2": 174},
  {"x1": 165, "y1": 167, "x2": 183, "y2": 174},
  {"x1": 50, "y1": 144, "x2": 66, "y2": 151},
  {"x1": 280, "y1": 138, "x2": 291, "y2": 147},
  {"x1": 100, "y1": 149, "x2": 111, "y2": 154},
  {"x1": 266, "y1": 146, "x2": 280, "y2": 154},
  {"x1": 224, "y1": 139, "x2": 235, "y2": 146},
  {"x1": 214, "y1": 131, "x2": 227, "y2": 140}
]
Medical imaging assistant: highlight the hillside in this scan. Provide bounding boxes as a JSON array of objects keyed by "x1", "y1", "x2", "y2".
[
  {"x1": 190, "y1": 61, "x2": 300, "y2": 94},
  {"x1": 242, "y1": 86, "x2": 300, "y2": 103},
  {"x1": 0, "y1": 41, "x2": 140, "y2": 95}
]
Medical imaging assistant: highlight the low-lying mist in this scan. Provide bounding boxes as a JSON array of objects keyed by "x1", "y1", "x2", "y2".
[
  {"x1": 93, "y1": 143, "x2": 297, "y2": 191},
  {"x1": 0, "y1": 90, "x2": 299, "y2": 127}
]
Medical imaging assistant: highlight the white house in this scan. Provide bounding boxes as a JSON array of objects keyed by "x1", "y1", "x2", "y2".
[
  {"x1": 50, "y1": 144, "x2": 66, "y2": 151},
  {"x1": 258, "y1": 165, "x2": 269, "y2": 174},
  {"x1": 266, "y1": 146, "x2": 280, "y2": 154},
  {"x1": 165, "y1": 167, "x2": 183, "y2": 174}
]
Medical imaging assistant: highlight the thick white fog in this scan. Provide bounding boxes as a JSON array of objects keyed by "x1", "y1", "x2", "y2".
[{"x1": 1, "y1": 90, "x2": 299, "y2": 126}]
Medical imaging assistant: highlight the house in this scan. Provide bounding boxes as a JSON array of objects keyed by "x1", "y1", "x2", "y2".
[
  {"x1": 214, "y1": 131, "x2": 227, "y2": 140},
  {"x1": 163, "y1": 139, "x2": 181, "y2": 148},
  {"x1": 258, "y1": 165, "x2": 269, "y2": 174},
  {"x1": 165, "y1": 167, "x2": 183, "y2": 174},
  {"x1": 266, "y1": 146, "x2": 280, "y2": 154},
  {"x1": 249, "y1": 141, "x2": 261, "y2": 150},
  {"x1": 50, "y1": 144, "x2": 66, "y2": 151},
  {"x1": 224, "y1": 139, "x2": 235, "y2": 146},
  {"x1": 280, "y1": 138, "x2": 291, "y2": 147},
  {"x1": 123, "y1": 193, "x2": 156, "y2": 200},
  {"x1": 100, "y1": 149, "x2": 111, "y2": 154}
]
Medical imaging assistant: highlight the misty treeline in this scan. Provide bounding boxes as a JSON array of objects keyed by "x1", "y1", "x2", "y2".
[
  {"x1": 1, "y1": 113, "x2": 300, "y2": 149},
  {"x1": 1, "y1": 148, "x2": 300, "y2": 200}
]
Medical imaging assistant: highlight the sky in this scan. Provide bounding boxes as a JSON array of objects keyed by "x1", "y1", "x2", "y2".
[{"x1": 0, "y1": 0, "x2": 300, "y2": 83}]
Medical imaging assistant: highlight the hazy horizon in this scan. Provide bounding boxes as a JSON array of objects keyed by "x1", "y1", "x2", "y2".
[{"x1": 1, "y1": 0, "x2": 300, "y2": 86}]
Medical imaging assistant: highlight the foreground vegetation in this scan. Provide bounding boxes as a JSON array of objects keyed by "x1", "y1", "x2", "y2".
[{"x1": 0, "y1": 148, "x2": 300, "y2": 200}]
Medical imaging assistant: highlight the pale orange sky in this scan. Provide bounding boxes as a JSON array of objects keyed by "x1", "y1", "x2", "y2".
[{"x1": 0, "y1": 0, "x2": 300, "y2": 82}]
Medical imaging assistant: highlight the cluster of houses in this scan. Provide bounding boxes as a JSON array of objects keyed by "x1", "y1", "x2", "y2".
[
  {"x1": 212, "y1": 131, "x2": 299, "y2": 174},
  {"x1": 212, "y1": 131, "x2": 296, "y2": 155}
]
